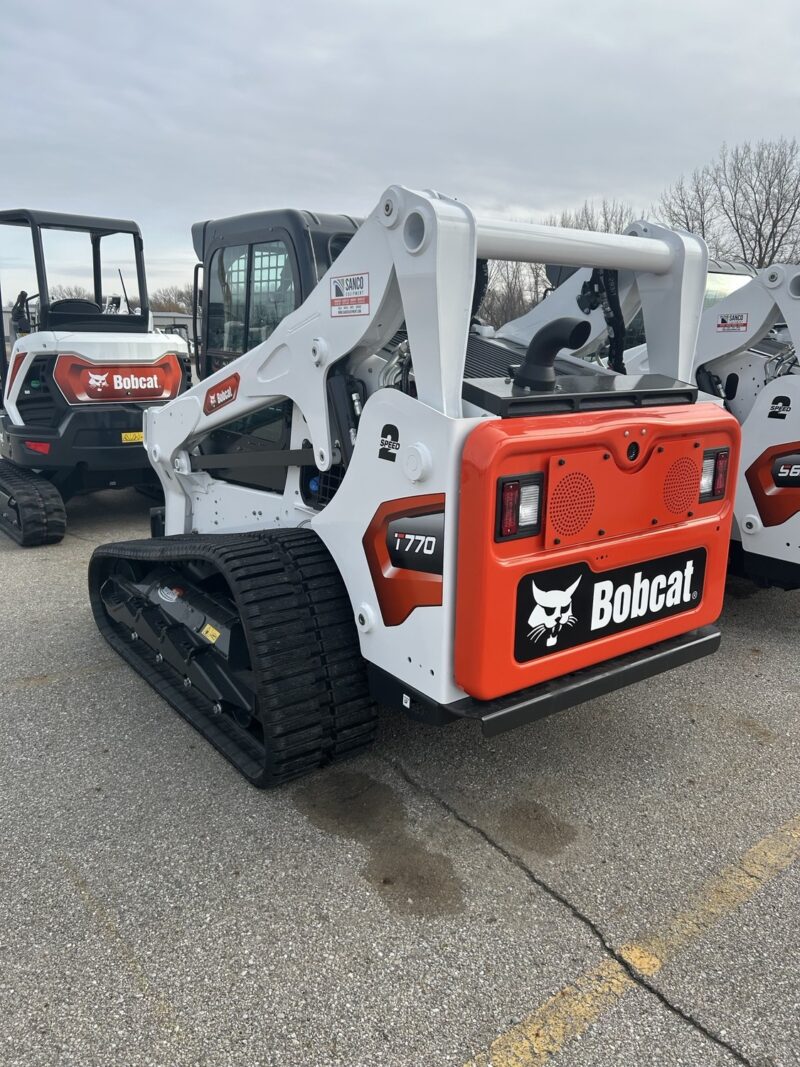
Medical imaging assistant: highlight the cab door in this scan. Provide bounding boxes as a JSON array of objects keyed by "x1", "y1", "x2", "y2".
[{"x1": 199, "y1": 236, "x2": 299, "y2": 379}]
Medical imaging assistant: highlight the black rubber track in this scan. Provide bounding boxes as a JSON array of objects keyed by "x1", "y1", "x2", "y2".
[
  {"x1": 0, "y1": 460, "x2": 67, "y2": 546},
  {"x1": 88, "y1": 528, "x2": 378, "y2": 787}
]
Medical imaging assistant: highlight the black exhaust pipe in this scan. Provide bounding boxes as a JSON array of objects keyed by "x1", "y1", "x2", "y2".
[{"x1": 513, "y1": 316, "x2": 592, "y2": 392}]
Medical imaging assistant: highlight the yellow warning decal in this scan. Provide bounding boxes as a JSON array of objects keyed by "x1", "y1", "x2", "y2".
[
  {"x1": 121, "y1": 431, "x2": 144, "y2": 444},
  {"x1": 201, "y1": 623, "x2": 221, "y2": 644}
]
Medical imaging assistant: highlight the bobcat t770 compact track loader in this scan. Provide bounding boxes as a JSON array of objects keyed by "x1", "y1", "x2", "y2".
[
  {"x1": 88, "y1": 186, "x2": 741, "y2": 787},
  {"x1": 0, "y1": 210, "x2": 190, "y2": 546}
]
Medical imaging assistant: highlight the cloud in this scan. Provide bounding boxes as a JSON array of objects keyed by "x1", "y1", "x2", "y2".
[{"x1": 1, "y1": 0, "x2": 799, "y2": 292}]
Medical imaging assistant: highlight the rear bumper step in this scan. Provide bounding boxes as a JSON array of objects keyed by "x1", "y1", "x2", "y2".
[{"x1": 368, "y1": 625, "x2": 721, "y2": 735}]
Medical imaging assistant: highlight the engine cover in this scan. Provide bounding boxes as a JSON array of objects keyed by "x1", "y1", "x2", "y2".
[{"x1": 455, "y1": 403, "x2": 740, "y2": 701}]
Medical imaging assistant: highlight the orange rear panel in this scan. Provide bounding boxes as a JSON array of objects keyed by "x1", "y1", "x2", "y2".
[{"x1": 455, "y1": 403, "x2": 740, "y2": 701}]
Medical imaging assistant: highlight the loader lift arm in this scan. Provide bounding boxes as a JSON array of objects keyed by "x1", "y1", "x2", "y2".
[{"x1": 147, "y1": 187, "x2": 708, "y2": 536}]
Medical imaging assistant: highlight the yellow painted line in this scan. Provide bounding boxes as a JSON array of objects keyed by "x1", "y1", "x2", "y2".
[
  {"x1": 466, "y1": 813, "x2": 800, "y2": 1067},
  {"x1": 61, "y1": 857, "x2": 183, "y2": 1035}
]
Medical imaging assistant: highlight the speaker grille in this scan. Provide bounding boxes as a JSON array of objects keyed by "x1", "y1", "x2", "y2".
[
  {"x1": 664, "y1": 457, "x2": 700, "y2": 514},
  {"x1": 550, "y1": 471, "x2": 596, "y2": 537}
]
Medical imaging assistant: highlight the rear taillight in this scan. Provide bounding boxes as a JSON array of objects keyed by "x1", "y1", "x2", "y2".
[
  {"x1": 496, "y1": 473, "x2": 543, "y2": 540},
  {"x1": 700, "y1": 448, "x2": 730, "y2": 502},
  {"x1": 7, "y1": 352, "x2": 28, "y2": 391},
  {"x1": 500, "y1": 480, "x2": 520, "y2": 537},
  {"x1": 24, "y1": 440, "x2": 51, "y2": 455}
]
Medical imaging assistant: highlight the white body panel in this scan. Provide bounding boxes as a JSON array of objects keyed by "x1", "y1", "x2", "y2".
[
  {"x1": 314, "y1": 389, "x2": 479, "y2": 705},
  {"x1": 733, "y1": 377, "x2": 800, "y2": 551}
]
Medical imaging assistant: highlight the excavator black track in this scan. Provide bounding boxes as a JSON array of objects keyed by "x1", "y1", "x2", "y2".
[
  {"x1": 88, "y1": 528, "x2": 378, "y2": 787},
  {"x1": 0, "y1": 460, "x2": 66, "y2": 546}
]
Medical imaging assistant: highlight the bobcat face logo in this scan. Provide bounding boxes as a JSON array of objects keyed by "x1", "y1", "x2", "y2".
[
  {"x1": 87, "y1": 371, "x2": 108, "y2": 391},
  {"x1": 527, "y1": 575, "x2": 581, "y2": 647}
]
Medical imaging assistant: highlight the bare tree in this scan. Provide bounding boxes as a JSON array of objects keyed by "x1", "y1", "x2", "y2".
[
  {"x1": 712, "y1": 139, "x2": 800, "y2": 266},
  {"x1": 150, "y1": 284, "x2": 194, "y2": 313},
  {"x1": 545, "y1": 198, "x2": 635, "y2": 234},
  {"x1": 46, "y1": 284, "x2": 141, "y2": 311},
  {"x1": 49, "y1": 284, "x2": 95, "y2": 301},
  {"x1": 658, "y1": 139, "x2": 800, "y2": 267},
  {"x1": 657, "y1": 168, "x2": 726, "y2": 251},
  {"x1": 478, "y1": 260, "x2": 547, "y2": 328}
]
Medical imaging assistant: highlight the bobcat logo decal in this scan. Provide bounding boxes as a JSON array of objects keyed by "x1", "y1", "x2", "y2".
[
  {"x1": 515, "y1": 551, "x2": 706, "y2": 664},
  {"x1": 87, "y1": 371, "x2": 108, "y2": 391},
  {"x1": 527, "y1": 575, "x2": 581, "y2": 647}
]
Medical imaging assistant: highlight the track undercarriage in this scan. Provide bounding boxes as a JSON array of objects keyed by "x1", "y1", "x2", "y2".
[
  {"x1": 89, "y1": 529, "x2": 377, "y2": 787},
  {"x1": 0, "y1": 460, "x2": 66, "y2": 546}
]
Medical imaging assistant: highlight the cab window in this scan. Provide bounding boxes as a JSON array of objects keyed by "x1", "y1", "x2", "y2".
[
  {"x1": 247, "y1": 241, "x2": 295, "y2": 349},
  {"x1": 207, "y1": 244, "x2": 248, "y2": 356},
  {"x1": 703, "y1": 272, "x2": 750, "y2": 310}
]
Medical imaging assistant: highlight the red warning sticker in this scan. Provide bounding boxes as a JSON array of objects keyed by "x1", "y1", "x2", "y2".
[{"x1": 330, "y1": 272, "x2": 370, "y2": 317}]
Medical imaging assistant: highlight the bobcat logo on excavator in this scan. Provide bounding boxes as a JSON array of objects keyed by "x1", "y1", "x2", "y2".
[{"x1": 87, "y1": 371, "x2": 109, "y2": 391}]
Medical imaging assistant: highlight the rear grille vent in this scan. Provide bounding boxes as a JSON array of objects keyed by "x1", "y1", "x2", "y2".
[
  {"x1": 663, "y1": 457, "x2": 700, "y2": 514},
  {"x1": 16, "y1": 359, "x2": 60, "y2": 427},
  {"x1": 550, "y1": 471, "x2": 596, "y2": 536},
  {"x1": 316, "y1": 464, "x2": 345, "y2": 506}
]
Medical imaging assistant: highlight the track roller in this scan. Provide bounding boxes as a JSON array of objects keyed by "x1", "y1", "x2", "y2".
[
  {"x1": 0, "y1": 460, "x2": 67, "y2": 546},
  {"x1": 88, "y1": 528, "x2": 378, "y2": 787}
]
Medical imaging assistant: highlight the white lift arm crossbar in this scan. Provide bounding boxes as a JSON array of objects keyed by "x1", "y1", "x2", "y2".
[
  {"x1": 474, "y1": 217, "x2": 675, "y2": 273},
  {"x1": 496, "y1": 221, "x2": 709, "y2": 384}
]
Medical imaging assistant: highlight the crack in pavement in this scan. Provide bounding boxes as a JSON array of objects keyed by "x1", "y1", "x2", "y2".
[{"x1": 385, "y1": 756, "x2": 754, "y2": 1067}]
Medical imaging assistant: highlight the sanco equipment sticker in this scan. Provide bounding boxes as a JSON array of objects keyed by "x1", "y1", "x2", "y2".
[
  {"x1": 716, "y1": 313, "x2": 749, "y2": 333},
  {"x1": 330, "y1": 273, "x2": 370, "y2": 317}
]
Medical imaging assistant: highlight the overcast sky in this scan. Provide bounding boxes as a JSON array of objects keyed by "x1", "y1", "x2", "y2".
[{"x1": 2, "y1": 0, "x2": 799, "y2": 294}]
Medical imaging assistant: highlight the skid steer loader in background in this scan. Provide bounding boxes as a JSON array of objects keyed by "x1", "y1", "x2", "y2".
[
  {"x1": 0, "y1": 210, "x2": 190, "y2": 546},
  {"x1": 516, "y1": 259, "x2": 800, "y2": 590},
  {"x1": 88, "y1": 186, "x2": 740, "y2": 788}
]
